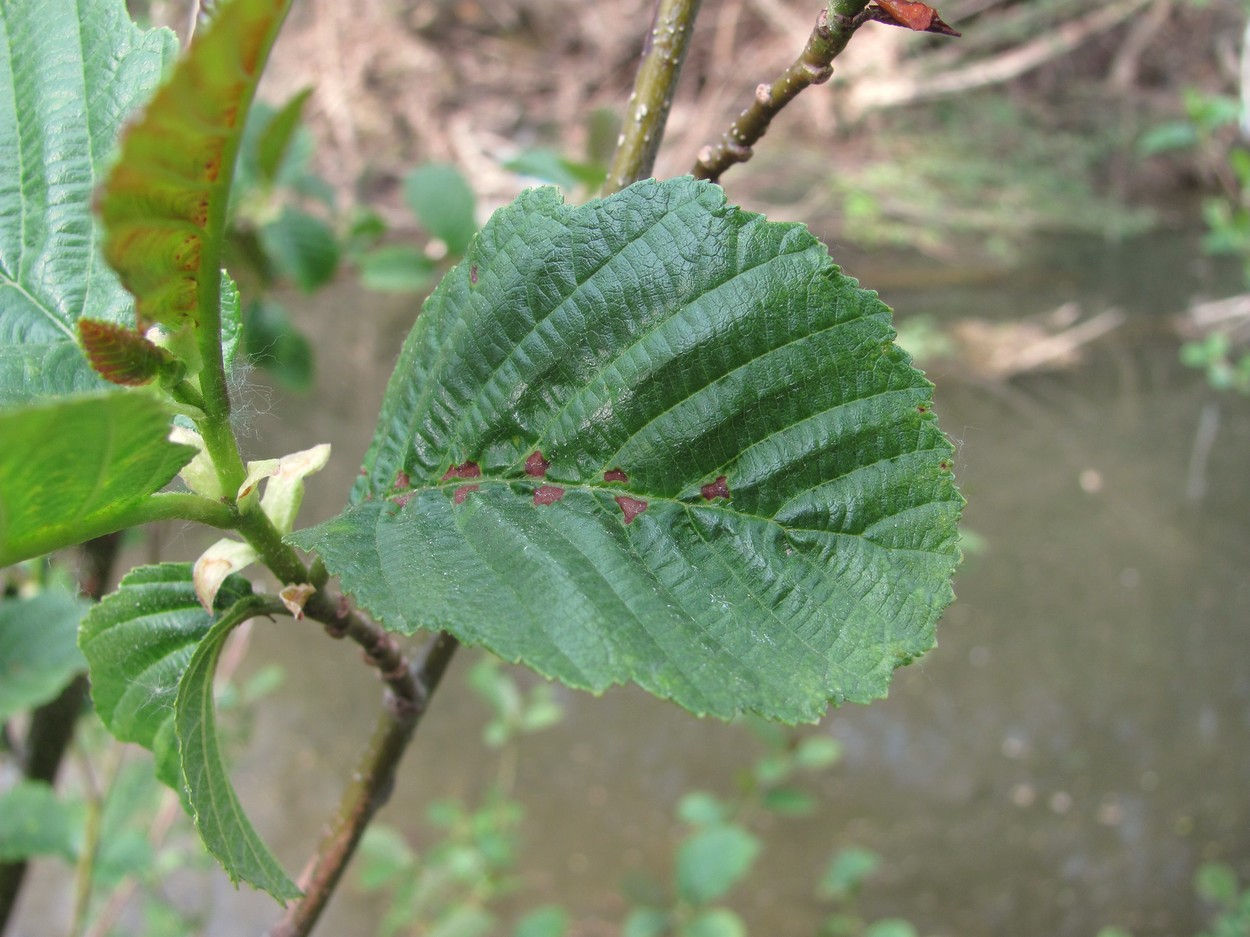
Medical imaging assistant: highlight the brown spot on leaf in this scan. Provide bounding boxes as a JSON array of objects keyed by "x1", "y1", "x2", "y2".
[
  {"x1": 442, "y1": 461, "x2": 482, "y2": 480},
  {"x1": 701, "y1": 476, "x2": 730, "y2": 500},
  {"x1": 603, "y1": 468, "x2": 629, "y2": 483},
  {"x1": 533, "y1": 485, "x2": 566, "y2": 506},
  {"x1": 470, "y1": 265, "x2": 479, "y2": 284},
  {"x1": 392, "y1": 492, "x2": 412, "y2": 507},
  {"x1": 938, "y1": 459, "x2": 952, "y2": 472},
  {"x1": 525, "y1": 451, "x2": 550, "y2": 477},
  {"x1": 615, "y1": 496, "x2": 648, "y2": 524},
  {"x1": 394, "y1": 469, "x2": 411, "y2": 489},
  {"x1": 454, "y1": 484, "x2": 480, "y2": 504},
  {"x1": 917, "y1": 403, "x2": 929, "y2": 413}
]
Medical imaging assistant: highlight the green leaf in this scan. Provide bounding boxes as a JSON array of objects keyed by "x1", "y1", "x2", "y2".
[
  {"x1": 676, "y1": 792, "x2": 727, "y2": 827},
  {"x1": 403, "y1": 164, "x2": 477, "y2": 256},
  {"x1": 759, "y1": 786, "x2": 816, "y2": 816},
  {"x1": 514, "y1": 905, "x2": 569, "y2": 937},
  {"x1": 794, "y1": 735, "x2": 842, "y2": 770},
  {"x1": 176, "y1": 593, "x2": 300, "y2": 900},
  {"x1": 818, "y1": 847, "x2": 880, "y2": 900},
  {"x1": 623, "y1": 908, "x2": 669, "y2": 937},
  {"x1": 0, "y1": 781, "x2": 83, "y2": 862},
  {"x1": 1196, "y1": 862, "x2": 1240, "y2": 905},
  {"x1": 863, "y1": 920, "x2": 918, "y2": 937},
  {"x1": 0, "y1": 590, "x2": 88, "y2": 720},
  {"x1": 675, "y1": 824, "x2": 760, "y2": 906},
  {"x1": 256, "y1": 88, "x2": 314, "y2": 186},
  {"x1": 258, "y1": 207, "x2": 340, "y2": 292},
  {"x1": 680, "y1": 909, "x2": 747, "y2": 937},
  {"x1": 98, "y1": 0, "x2": 292, "y2": 331},
  {"x1": 291, "y1": 178, "x2": 963, "y2": 723},
  {"x1": 78, "y1": 563, "x2": 254, "y2": 791},
  {"x1": 242, "y1": 298, "x2": 313, "y2": 391},
  {"x1": 0, "y1": 0, "x2": 177, "y2": 407},
  {"x1": 359, "y1": 245, "x2": 438, "y2": 294},
  {"x1": 0, "y1": 394, "x2": 196, "y2": 565}
]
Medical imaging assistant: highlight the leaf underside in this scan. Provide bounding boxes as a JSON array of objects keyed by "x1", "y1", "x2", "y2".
[
  {"x1": 292, "y1": 177, "x2": 963, "y2": 723},
  {"x1": 97, "y1": 0, "x2": 291, "y2": 331}
]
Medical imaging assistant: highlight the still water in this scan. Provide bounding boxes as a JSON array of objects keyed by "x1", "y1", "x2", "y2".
[{"x1": 91, "y1": 231, "x2": 1250, "y2": 936}]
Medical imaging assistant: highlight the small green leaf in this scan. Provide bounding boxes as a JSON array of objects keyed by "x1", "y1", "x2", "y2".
[
  {"x1": 680, "y1": 908, "x2": 747, "y2": 937},
  {"x1": 623, "y1": 908, "x2": 669, "y2": 937},
  {"x1": 258, "y1": 207, "x2": 340, "y2": 291},
  {"x1": 256, "y1": 88, "x2": 314, "y2": 186},
  {"x1": 676, "y1": 792, "x2": 727, "y2": 827},
  {"x1": 514, "y1": 905, "x2": 569, "y2": 937},
  {"x1": 99, "y1": 0, "x2": 293, "y2": 331},
  {"x1": 675, "y1": 824, "x2": 760, "y2": 906},
  {"x1": 428, "y1": 906, "x2": 496, "y2": 937},
  {"x1": 0, "y1": 590, "x2": 88, "y2": 720},
  {"x1": 794, "y1": 735, "x2": 842, "y2": 770},
  {"x1": 359, "y1": 245, "x2": 438, "y2": 293},
  {"x1": 79, "y1": 563, "x2": 254, "y2": 791},
  {"x1": 0, "y1": 394, "x2": 196, "y2": 565},
  {"x1": 0, "y1": 781, "x2": 84, "y2": 862},
  {"x1": 294, "y1": 179, "x2": 962, "y2": 723},
  {"x1": 176, "y1": 594, "x2": 300, "y2": 900},
  {"x1": 0, "y1": 0, "x2": 177, "y2": 407},
  {"x1": 760, "y1": 786, "x2": 815, "y2": 816},
  {"x1": 243, "y1": 299, "x2": 313, "y2": 391},
  {"x1": 403, "y1": 164, "x2": 477, "y2": 256},
  {"x1": 1195, "y1": 862, "x2": 1240, "y2": 905},
  {"x1": 863, "y1": 919, "x2": 918, "y2": 937},
  {"x1": 818, "y1": 847, "x2": 881, "y2": 900}
]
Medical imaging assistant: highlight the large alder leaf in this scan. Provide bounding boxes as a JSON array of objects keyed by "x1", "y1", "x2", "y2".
[
  {"x1": 293, "y1": 178, "x2": 963, "y2": 723},
  {"x1": 0, "y1": 0, "x2": 177, "y2": 407},
  {"x1": 0, "y1": 394, "x2": 196, "y2": 565},
  {"x1": 0, "y1": 590, "x2": 89, "y2": 720},
  {"x1": 98, "y1": 0, "x2": 292, "y2": 333}
]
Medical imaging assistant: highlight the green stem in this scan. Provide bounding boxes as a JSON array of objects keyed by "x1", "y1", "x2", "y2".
[
  {"x1": 604, "y1": 0, "x2": 704, "y2": 194},
  {"x1": 692, "y1": 0, "x2": 874, "y2": 183},
  {"x1": 235, "y1": 507, "x2": 309, "y2": 586}
]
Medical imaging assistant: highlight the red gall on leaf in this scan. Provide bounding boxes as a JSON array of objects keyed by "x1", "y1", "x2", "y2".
[
  {"x1": 524, "y1": 451, "x2": 550, "y2": 477},
  {"x1": 454, "y1": 484, "x2": 480, "y2": 504},
  {"x1": 533, "y1": 484, "x2": 566, "y2": 506},
  {"x1": 873, "y1": 0, "x2": 960, "y2": 36},
  {"x1": 615, "y1": 495, "x2": 648, "y2": 524},
  {"x1": 77, "y1": 319, "x2": 174, "y2": 386},
  {"x1": 603, "y1": 468, "x2": 629, "y2": 483},
  {"x1": 701, "y1": 476, "x2": 730, "y2": 501},
  {"x1": 442, "y1": 461, "x2": 482, "y2": 480}
]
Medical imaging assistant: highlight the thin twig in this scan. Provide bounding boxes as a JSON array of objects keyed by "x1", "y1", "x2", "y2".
[
  {"x1": 604, "y1": 0, "x2": 705, "y2": 194},
  {"x1": 692, "y1": 0, "x2": 874, "y2": 183},
  {"x1": 265, "y1": 597, "x2": 459, "y2": 937}
]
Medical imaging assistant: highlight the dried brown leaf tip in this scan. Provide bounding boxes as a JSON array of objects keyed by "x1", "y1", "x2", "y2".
[
  {"x1": 872, "y1": 0, "x2": 960, "y2": 36},
  {"x1": 77, "y1": 319, "x2": 172, "y2": 386}
]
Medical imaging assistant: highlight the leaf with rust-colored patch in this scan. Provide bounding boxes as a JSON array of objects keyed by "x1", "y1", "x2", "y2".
[
  {"x1": 98, "y1": 0, "x2": 293, "y2": 331},
  {"x1": 292, "y1": 178, "x2": 963, "y2": 724},
  {"x1": 78, "y1": 320, "x2": 175, "y2": 386},
  {"x1": 874, "y1": 0, "x2": 960, "y2": 36}
]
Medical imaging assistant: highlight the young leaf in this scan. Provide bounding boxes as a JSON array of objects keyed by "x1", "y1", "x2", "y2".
[
  {"x1": 0, "y1": 782, "x2": 84, "y2": 862},
  {"x1": 98, "y1": 0, "x2": 293, "y2": 332},
  {"x1": 403, "y1": 164, "x2": 478, "y2": 256},
  {"x1": 0, "y1": 0, "x2": 177, "y2": 407},
  {"x1": 0, "y1": 394, "x2": 196, "y2": 565},
  {"x1": 176, "y1": 595, "x2": 301, "y2": 900},
  {"x1": 0, "y1": 590, "x2": 89, "y2": 720},
  {"x1": 256, "y1": 88, "x2": 315, "y2": 187},
  {"x1": 78, "y1": 563, "x2": 256, "y2": 792},
  {"x1": 675, "y1": 824, "x2": 760, "y2": 905},
  {"x1": 292, "y1": 178, "x2": 963, "y2": 723}
]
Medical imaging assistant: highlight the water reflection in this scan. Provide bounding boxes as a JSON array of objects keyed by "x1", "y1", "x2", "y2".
[{"x1": 227, "y1": 233, "x2": 1250, "y2": 937}]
